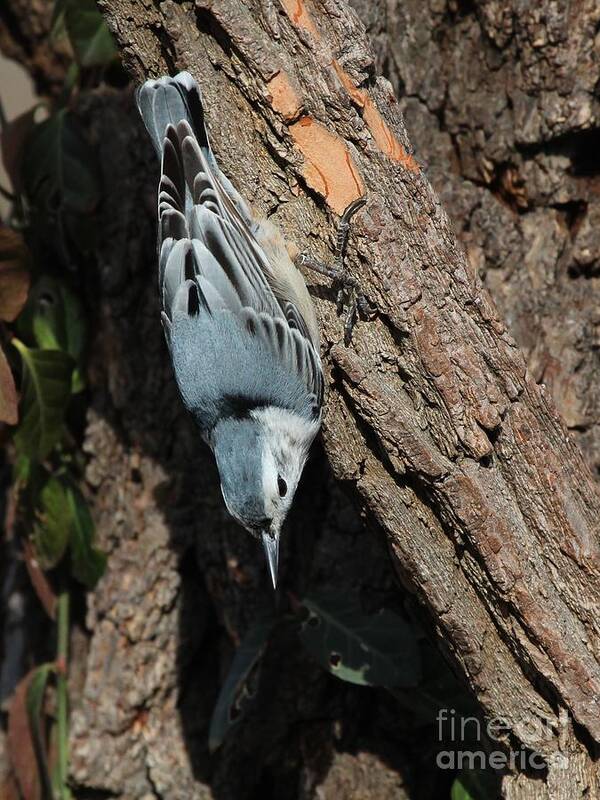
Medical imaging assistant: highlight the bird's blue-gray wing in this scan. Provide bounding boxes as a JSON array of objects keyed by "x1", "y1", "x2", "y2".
[
  {"x1": 137, "y1": 73, "x2": 324, "y2": 426},
  {"x1": 136, "y1": 72, "x2": 254, "y2": 228},
  {"x1": 170, "y1": 308, "x2": 321, "y2": 434}
]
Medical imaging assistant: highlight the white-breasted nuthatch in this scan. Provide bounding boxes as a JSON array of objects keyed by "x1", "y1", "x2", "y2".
[{"x1": 136, "y1": 72, "x2": 364, "y2": 587}]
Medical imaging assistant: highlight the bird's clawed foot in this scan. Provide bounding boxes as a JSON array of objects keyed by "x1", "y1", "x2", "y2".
[{"x1": 297, "y1": 197, "x2": 374, "y2": 346}]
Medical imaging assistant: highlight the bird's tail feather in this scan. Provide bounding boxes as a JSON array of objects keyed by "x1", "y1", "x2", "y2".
[
  {"x1": 136, "y1": 72, "x2": 210, "y2": 160},
  {"x1": 137, "y1": 71, "x2": 254, "y2": 231},
  {"x1": 137, "y1": 71, "x2": 264, "y2": 325}
]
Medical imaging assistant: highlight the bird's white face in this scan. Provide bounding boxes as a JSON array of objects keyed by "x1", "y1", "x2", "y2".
[
  {"x1": 260, "y1": 439, "x2": 303, "y2": 535},
  {"x1": 255, "y1": 406, "x2": 320, "y2": 531},
  {"x1": 257, "y1": 418, "x2": 315, "y2": 588}
]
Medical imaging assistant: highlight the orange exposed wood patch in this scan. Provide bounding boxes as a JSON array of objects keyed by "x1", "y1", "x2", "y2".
[
  {"x1": 363, "y1": 103, "x2": 418, "y2": 169},
  {"x1": 332, "y1": 61, "x2": 419, "y2": 171},
  {"x1": 266, "y1": 72, "x2": 302, "y2": 121},
  {"x1": 289, "y1": 116, "x2": 364, "y2": 214},
  {"x1": 278, "y1": 0, "x2": 320, "y2": 38},
  {"x1": 333, "y1": 61, "x2": 365, "y2": 107}
]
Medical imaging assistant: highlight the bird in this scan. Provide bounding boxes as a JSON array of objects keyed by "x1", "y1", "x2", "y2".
[{"x1": 136, "y1": 71, "x2": 325, "y2": 588}]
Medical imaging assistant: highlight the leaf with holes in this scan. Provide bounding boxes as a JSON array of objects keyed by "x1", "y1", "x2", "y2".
[
  {"x1": 209, "y1": 612, "x2": 275, "y2": 752},
  {"x1": 389, "y1": 636, "x2": 479, "y2": 726},
  {"x1": 299, "y1": 590, "x2": 421, "y2": 688},
  {"x1": 13, "y1": 340, "x2": 73, "y2": 461}
]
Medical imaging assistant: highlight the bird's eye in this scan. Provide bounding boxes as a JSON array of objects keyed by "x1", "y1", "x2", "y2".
[{"x1": 277, "y1": 476, "x2": 287, "y2": 497}]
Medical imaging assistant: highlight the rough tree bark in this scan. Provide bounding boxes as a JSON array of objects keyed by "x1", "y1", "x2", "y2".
[
  {"x1": 2, "y1": 0, "x2": 600, "y2": 798},
  {"x1": 358, "y1": 0, "x2": 600, "y2": 478}
]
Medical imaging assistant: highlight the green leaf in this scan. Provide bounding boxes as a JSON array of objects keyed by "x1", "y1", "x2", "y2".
[
  {"x1": 50, "y1": 4, "x2": 68, "y2": 43},
  {"x1": 53, "y1": 590, "x2": 71, "y2": 799},
  {"x1": 209, "y1": 612, "x2": 274, "y2": 753},
  {"x1": 33, "y1": 476, "x2": 71, "y2": 569},
  {"x1": 23, "y1": 108, "x2": 100, "y2": 215},
  {"x1": 61, "y1": 0, "x2": 118, "y2": 67},
  {"x1": 36, "y1": 279, "x2": 85, "y2": 357},
  {"x1": 20, "y1": 277, "x2": 86, "y2": 392},
  {"x1": 13, "y1": 453, "x2": 32, "y2": 484},
  {"x1": 65, "y1": 481, "x2": 106, "y2": 588},
  {"x1": 32, "y1": 473, "x2": 106, "y2": 585},
  {"x1": 451, "y1": 777, "x2": 476, "y2": 800},
  {"x1": 26, "y1": 663, "x2": 55, "y2": 800},
  {"x1": 299, "y1": 590, "x2": 421, "y2": 688},
  {"x1": 13, "y1": 340, "x2": 73, "y2": 461},
  {"x1": 451, "y1": 769, "x2": 498, "y2": 800}
]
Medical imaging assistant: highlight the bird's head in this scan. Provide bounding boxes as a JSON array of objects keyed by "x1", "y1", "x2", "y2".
[{"x1": 212, "y1": 408, "x2": 320, "y2": 587}]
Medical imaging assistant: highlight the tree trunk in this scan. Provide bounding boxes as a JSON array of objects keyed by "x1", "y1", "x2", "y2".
[{"x1": 2, "y1": 0, "x2": 600, "y2": 798}]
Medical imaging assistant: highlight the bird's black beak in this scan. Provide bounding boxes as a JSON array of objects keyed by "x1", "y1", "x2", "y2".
[{"x1": 261, "y1": 531, "x2": 279, "y2": 589}]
